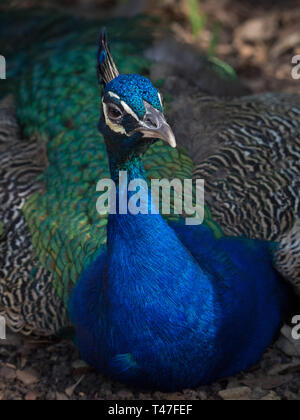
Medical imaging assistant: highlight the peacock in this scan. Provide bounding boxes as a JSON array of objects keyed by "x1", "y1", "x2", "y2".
[{"x1": 0, "y1": 8, "x2": 299, "y2": 391}]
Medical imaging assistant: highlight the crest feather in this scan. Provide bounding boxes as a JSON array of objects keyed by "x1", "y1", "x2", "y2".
[{"x1": 97, "y1": 28, "x2": 119, "y2": 87}]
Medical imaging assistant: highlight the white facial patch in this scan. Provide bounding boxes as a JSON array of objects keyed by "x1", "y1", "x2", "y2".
[
  {"x1": 102, "y1": 100, "x2": 126, "y2": 135},
  {"x1": 108, "y1": 91, "x2": 121, "y2": 100},
  {"x1": 158, "y1": 92, "x2": 163, "y2": 109},
  {"x1": 121, "y1": 101, "x2": 139, "y2": 122}
]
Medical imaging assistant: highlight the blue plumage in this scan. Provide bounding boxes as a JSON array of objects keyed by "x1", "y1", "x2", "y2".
[
  {"x1": 70, "y1": 154, "x2": 291, "y2": 391},
  {"x1": 107, "y1": 74, "x2": 163, "y2": 117},
  {"x1": 69, "y1": 42, "x2": 292, "y2": 391},
  {"x1": 99, "y1": 50, "x2": 107, "y2": 64}
]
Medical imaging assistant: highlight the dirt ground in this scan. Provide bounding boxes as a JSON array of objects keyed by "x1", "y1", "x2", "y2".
[
  {"x1": 0, "y1": 0, "x2": 300, "y2": 400},
  {"x1": 1, "y1": 328, "x2": 300, "y2": 400}
]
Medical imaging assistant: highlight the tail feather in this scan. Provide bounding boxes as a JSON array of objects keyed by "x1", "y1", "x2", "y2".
[
  {"x1": 276, "y1": 220, "x2": 300, "y2": 296},
  {"x1": 0, "y1": 97, "x2": 68, "y2": 335}
]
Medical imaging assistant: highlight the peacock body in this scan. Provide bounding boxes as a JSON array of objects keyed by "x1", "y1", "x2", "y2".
[{"x1": 0, "y1": 9, "x2": 299, "y2": 390}]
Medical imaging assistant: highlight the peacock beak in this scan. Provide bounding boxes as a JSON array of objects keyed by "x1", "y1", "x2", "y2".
[{"x1": 130, "y1": 102, "x2": 177, "y2": 148}]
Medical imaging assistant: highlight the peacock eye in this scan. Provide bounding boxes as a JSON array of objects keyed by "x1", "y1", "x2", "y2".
[{"x1": 107, "y1": 104, "x2": 123, "y2": 120}]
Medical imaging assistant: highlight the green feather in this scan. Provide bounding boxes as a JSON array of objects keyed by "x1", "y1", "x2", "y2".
[{"x1": 1, "y1": 9, "x2": 222, "y2": 308}]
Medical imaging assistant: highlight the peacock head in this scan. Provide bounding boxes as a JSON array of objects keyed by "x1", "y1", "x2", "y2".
[{"x1": 97, "y1": 30, "x2": 176, "y2": 161}]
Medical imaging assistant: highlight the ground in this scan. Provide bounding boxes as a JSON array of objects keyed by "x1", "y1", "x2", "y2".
[
  {"x1": 0, "y1": 329, "x2": 300, "y2": 400},
  {"x1": 0, "y1": 0, "x2": 300, "y2": 400}
]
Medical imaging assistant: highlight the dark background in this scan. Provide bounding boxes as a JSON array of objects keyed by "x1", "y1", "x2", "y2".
[{"x1": 1, "y1": 0, "x2": 300, "y2": 94}]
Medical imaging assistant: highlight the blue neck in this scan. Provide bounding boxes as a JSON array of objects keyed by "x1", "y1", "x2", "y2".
[
  {"x1": 106, "y1": 149, "x2": 212, "y2": 295},
  {"x1": 109, "y1": 154, "x2": 146, "y2": 183}
]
